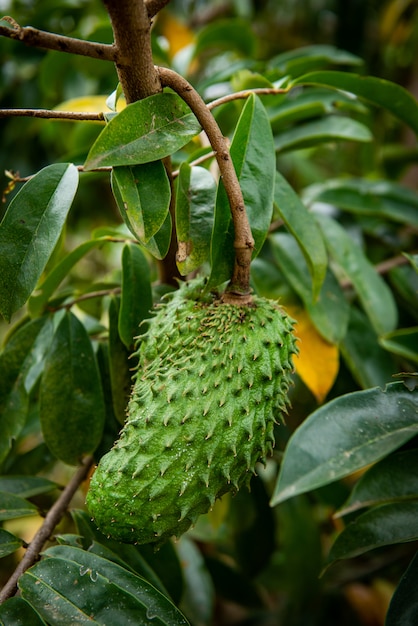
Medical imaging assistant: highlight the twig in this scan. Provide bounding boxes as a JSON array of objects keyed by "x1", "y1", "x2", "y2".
[
  {"x1": 171, "y1": 150, "x2": 217, "y2": 178},
  {"x1": 207, "y1": 88, "x2": 287, "y2": 110},
  {"x1": 104, "y1": 0, "x2": 161, "y2": 102},
  {"x1": 51, "y1": 287, "x2": 122, "y2": 312},
  {"x1": 0, "y1": 455, "x2": 94, "y2": 604},
  {"x1": 4, "y1": 165, "x2": 112, "y2": 184},
  {"x1": 0, "y1": 17, "x2": 116, "y2": 61},
  {"x1": 158, "y1": 66, "x2": 255, "y2": 299},
  {"x1": 145, "y1": 0, "x2": 172, "y2": 19},
  {"x1": 0, "y1": 109, "x2": 105, "y2": 121}
]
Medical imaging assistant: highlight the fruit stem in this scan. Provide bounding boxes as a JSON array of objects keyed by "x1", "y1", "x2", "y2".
[{"x1": 158, "y1": 67, "x2": 255, "y2": 298}]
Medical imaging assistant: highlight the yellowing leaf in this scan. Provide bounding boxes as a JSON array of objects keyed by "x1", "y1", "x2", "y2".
[
  {"x1": 159, "y1": 12, "x2": 195, "y2": 57},
  {"x1": 287, "y1": 305, "x2": 339, "y2": 404},
  {"x1": 54, "y1": 96, "x2": 126, "y2": 113}
]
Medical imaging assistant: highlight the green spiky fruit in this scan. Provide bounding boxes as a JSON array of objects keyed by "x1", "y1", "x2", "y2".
[{"x1": 86, "y1": 278, "x2": 297, "y2": 545}]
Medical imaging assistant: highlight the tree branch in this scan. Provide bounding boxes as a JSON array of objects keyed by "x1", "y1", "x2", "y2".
[
  {"x1": 0, "y1": 455, "x2": 94, "y2": 604},
  {"x1": 158, "y1": 66, "x2": 255, "y2": 298},
  {"x1": 207, "y1": 88, "x2": 287, "y2": 110},
  {"x1": 0, "y1": 16, "x2": 116, "y2": 60},
  {"x1": 0, "y1": 108, "x2": 104, "y2": 121},
  {"x1": 145, "y1": 0, "x2": 172, "y2": 19},
  {"x1": 103, "y1": 0, "x2": 161, "y2": 102}
]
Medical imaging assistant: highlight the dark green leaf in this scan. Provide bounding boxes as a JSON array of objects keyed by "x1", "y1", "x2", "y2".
[
  {"x1": 111, "y1": 161, "x2": 171, "y2": 244},
  {"x1": 269, "y1": 88, "x2": 367, "y2": 131},
  {"x1": 0, "y1": 317, "x2": 49, "y2": 468},
  {"x1": 271, "y1": 383, "x2": 418, "y2": 506},
  {"x1": 274, "y1": 115, "x2": 372, "y2": 153},
  {"x1": 176, "y1": 537, "x2": 214, "y2": 626},
  {"x1": 193, "y1": 18, "x2": 256, "y2": 59},
  {"x1": 0, "y1": 528, "x2": 23, "y2": 557},
  {"x1": 175, "y1": 164, "x2": 216, "y2": 275},
  {"x1": 0, "y1": 475, "x2": 56, "y2": 498},
  {"x1": 84, "y1": 93, "x2": 201, "y2": 169},
  {"x1": 274, "y1": 170, "x2": 327, "y2": 300},
  {"x1": 340, "y1": 307, "x2": 397, "y2": 389},
  {"x1": 268, "y1": 45, "x2": 362, "y2": 78},
  {"x1": 337, "y1": 449, "x2": 418, "y2": 517},
  {"x1": 0, "y1": 490, "x2": 37, "y2": 521},
  {"x1": 328, "y1": 501, "x2": 418, "y2": 565},
  {"x1": 119, "y1": 244, "x2": 152, "y2": 348},
  {"x1": 0, "y1": 163, "x2": 78, "y2": 321},
  {"x1": 28, "y1": 238, "x2": 112, "y2": 317},
  {"x1": 108, "y1": 297, "x2": 132, "y2": 425},
  {"x1": 316, "y1": 214, "x2": 398, "y2": 335},
  {"x1": 293, "y1": 71, "x2": 418, "y2": 135},
  {"x1": 269, "y1": 232, "x2": 349, "y2": 343},
  {"x1": 379, "y1": 327, "x2": 418, "y2": 365},
  {"x1": 303, "y1": 178, "x2": 418, "y2": 227},
  {"x1": 386, "y1": 551, "x2": 418, "y2": 626},
  {"x1": 141, "y1": 211, "x2": 172, "y2": 261},
  {"x1": 209, "y1": 94, "x2": 276, "y2": 287},
  {"x1": 19, "y1": 545, "x2": 190, "y2": 625},
  {"x1": 0, "y1": 597, "x2": 46, "y2": 626},
  {"x1": 39, "y1": 312, "x2": 105, "y2": 465}
]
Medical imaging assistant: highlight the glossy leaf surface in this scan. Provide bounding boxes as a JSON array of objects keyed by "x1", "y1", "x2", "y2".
[
  {"x1": 0, "y1": 528, "x2": 23, "y2": 558},
  {"x1": 209, "y1": 94, "x2": 275, "y2": 287},
  {"x1": 175, "y1": 163, "x2": 216, "y2": 275},
  {"x1": 84, "y1": 93, "x2": 200, "y2": 169},
  {"x1": 274, "y1": 115, "x2": 372, "y2": 153},
  {"x1": 0, "y1": 475, "x2": 56, "y2": 498},
  {"x1": 0, "y1": 597, "x2": 46, "y2": 626},
  {"x1": 39, "y1": 312, "x2": 105, "y2": 465},
  {"x1": 19, "y1": 545, "x2": 190, "y2": 625},
  {"x1": 274, "y1": 170, "x2": 327, "y2": 300},
  {"x1": 119, "y1": 243, "x2": 152, "y2": 348},
  {"x1": 269, "y1": 232, "x2": 349, "y2": 343},
  {"x1": 0, "y1": 491, "x2": 37, "y2": 521},
  {"x1": 386, "y1": 551, "x2": 418, "y2": 626},
  {"x1": 271, "y1": 383, "x2": 418, "y2": 506},
  {"x1": 317, "y1": 214, "x2": 398, "y2": 335},
  {"x1": 0, "y1": 163, "x2": 78, "y2": 321},
  {"x1": 111, "y1": 161, "x2": 171, "y2": 244},
  {"x1": 293, "y1": 71, "x2": 418, "y2": 134}
]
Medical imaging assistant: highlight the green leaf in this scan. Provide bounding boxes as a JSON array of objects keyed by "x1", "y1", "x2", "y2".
[
  {"x1": 0, "y1": 317, "x2": 49, "y2": 468},
  {"x1": 0, "y1": 475, "x2": 56, "y2": 498},
  {"x1": 39, "y1": 312, "x2": 105, "y2": 465},
  {"x1": 0, "y1": 597, "x2": 46, "y2": 626},
  {"x1": 303, "y1": 178, "x2": 418, "y2": 227},
  {"x1": 327, "y1": 501, "x2": 418, "y2": 565},
  {"x1": 269, "y1": 88, "x2": 367, "y2": 131},
  {"x1": 340, "y1": 307, "x2": 397, "y2": 389},
  {"x1": 84, "y1": 93, "x2": 201, "y2": 169},
  {"x1": 176, "y1": 537, "x2": 214, "y2": 626},
  {"x1": 19, "y1": 545, "x2": 190, "y2": 625},
  {"x1": 269, "y1": 232, "x2": 349, "y2": 343},
  {"x1": 0, "y1": 491, "x2": 38, "y2": 521},
  {"x1": 0, "y1": 528, "x2": 23, "y2": 557},
  {"x1": 386, "y1": 551, "x2": 418, "y2": 626},
  {"x1": 0, "y1": 163, "x2": 78, "y2": 321},
  {"x1": 379, "y1": 327, "x2": 418, "y2": 364},
  {"x1": 175, "y1": 163, "x2": 216, "y2": 276},
  {"x1": 111, "y1": 162, "x2": 171, "y2": 244},
  {"x1": 119, "y1": 244, "x2": 152, "y2": 348},
  {"x1": 270, "y1": 383, "x2": 418, "y2": 506},
  {"x1": 337, "y1": 449, "x2": 418, "y2": 517},
  {"x1": 209, "y1": 94, "x2": 276, "y2": 287},
  {"x1": 141, "y1": 211, "x2": 172, "y2": 261},
  {"x1": 274, "y1": 115, "x2": 372, "y2": 153},
  {"x1": 316, "y1": 214, "x2": 398, "y2": 335},
  {"x1": 193, "y1": 18, "x2": 256, "y2": 59},
  {"x1": 108, "y1": 297, "x2": 132, "y2": 425},
  {"x1": 28, "y1": 237, "x2": 112, "y2": 317},
  {"x1": 274, "y1": 170, "x2": 327, "y2": 300},
  {"x1": 293, "y1": 71, "x2": 418, "y2": 135},
  {"x1": 268, "y1": 45, "x2": 362, "y2": 78}
]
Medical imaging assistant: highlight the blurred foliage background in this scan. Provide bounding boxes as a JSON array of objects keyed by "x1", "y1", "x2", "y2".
[{"x1": 0, "y1": 1, "x2": 418, "y2": 625}]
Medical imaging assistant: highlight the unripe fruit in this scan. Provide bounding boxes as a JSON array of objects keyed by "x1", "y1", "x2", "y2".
[{"x1": 86, "y1": 278, "x2": 297, "y2": 545}]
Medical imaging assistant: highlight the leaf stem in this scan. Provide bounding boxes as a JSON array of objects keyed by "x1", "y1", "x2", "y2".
[
  {"x1": 158, "y1": 66, "x2": 255, "y2": 297},
  {"x1": 0, "y1": 455, "x2": 94, "y2": 604}
]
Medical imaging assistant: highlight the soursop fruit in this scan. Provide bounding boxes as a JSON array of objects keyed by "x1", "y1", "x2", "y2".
[{"x1": 86, "y1": 278, "x2": 297, "y2": 545}]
